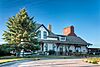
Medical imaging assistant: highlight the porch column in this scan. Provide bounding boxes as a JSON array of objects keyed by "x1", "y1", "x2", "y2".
[
  {"x1": 56, "y1": 43, "x2": 60, "y2": 55},
  {"x1": 41, "y1": 43, "x2": 44, "y2": 51}
]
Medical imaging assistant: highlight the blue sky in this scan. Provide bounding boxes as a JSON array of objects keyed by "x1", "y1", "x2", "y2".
[{"x1": 0, "y1": 0, "x2": 100, "y2": 47}]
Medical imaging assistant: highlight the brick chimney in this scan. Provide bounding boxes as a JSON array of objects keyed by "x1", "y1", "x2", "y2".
[
  {"x1": 48, "y1": 24, "x2": 52, "y2": 31},
  {"x1": 63, "y1": 26, "x2": 77, "y2": 36}
]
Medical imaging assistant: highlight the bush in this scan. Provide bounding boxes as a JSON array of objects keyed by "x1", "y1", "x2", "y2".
[{"x1": 0, "y1": 44, "x2": 11, "y2": 56}]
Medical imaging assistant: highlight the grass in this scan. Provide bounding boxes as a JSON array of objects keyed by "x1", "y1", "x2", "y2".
[
  {"x1": 0, "y1": 55, "x2": 81, "y2": 59},
  {"x1": 0, "y1": 56, "x2": 17, "y2": 59},
  {"x1": 28, "y1": 55, "x2": 80, "y2": 59}
]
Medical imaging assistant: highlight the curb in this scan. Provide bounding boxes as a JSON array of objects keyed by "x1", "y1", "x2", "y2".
[
  {"x1": 0, "y1": 60, "x2": 32, "y2": 67},
  {"x1": 0, "y1": 61, "x2": 17, "y2": 67}
]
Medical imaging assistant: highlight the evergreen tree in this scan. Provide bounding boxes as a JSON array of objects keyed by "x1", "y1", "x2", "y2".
[{"x1": 3, "y1": 8, "x2": 40, "y2": 57}]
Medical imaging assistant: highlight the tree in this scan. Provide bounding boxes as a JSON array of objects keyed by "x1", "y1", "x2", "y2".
[{"x1": 3, "y1": 8, "x2": 40, "y2": 57}]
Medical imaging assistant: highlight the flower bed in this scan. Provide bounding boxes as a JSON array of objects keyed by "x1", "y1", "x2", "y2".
[{"x1": 83, "y1": 57, "x2": 100, "y2": 64}]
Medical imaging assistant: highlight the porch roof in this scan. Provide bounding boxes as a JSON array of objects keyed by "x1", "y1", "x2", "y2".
[{"x1": 39, "y1": 36, "x2": 91, "y2": 46}]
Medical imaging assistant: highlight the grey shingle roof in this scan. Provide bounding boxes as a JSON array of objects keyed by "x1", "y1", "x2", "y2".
[
  {"x1": 35, "y1": 23, "x2": 91, "y2": 46},
  {"x1": 66, "y1": 36, "x2": 88, "y2": 45}
]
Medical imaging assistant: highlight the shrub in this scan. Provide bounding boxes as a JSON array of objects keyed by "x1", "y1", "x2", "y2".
[{"x1": 0, "y1": 44, "x2": 11, "y2": 56}]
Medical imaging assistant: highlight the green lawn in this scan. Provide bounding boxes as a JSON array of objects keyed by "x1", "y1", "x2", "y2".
[
  {"x1": 0, "y1": 55, "x2": 80, "y2": 59},
  {"x1": 29, "y1": 55, "x2": 80, "y2": 59}
]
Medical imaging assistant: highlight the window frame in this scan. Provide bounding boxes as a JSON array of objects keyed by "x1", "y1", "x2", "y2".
[
  {"x1": 59, "y1": 36, "x2": 66, "y2": 41},
  {"x1": 37, "y1": 30, "x2": 41, "y2": 39},
  {"x1": 43, "y1": 31, "x2": 47, "y2": 39}
]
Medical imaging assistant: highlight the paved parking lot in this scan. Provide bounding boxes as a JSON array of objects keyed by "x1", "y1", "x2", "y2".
[{"x1": 18, "y1": 59, "x2": 100, "y2": 67}]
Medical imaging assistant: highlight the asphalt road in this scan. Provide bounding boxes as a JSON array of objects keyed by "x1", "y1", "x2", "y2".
[{"x1": 1, "y1": 59, "x2": 100, "y2": 67}]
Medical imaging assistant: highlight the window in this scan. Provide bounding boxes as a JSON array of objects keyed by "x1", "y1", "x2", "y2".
[
  {"x1": 52, "y1": 44, "x2": 56, "y2": 51},
  {"x1": 61, "y1": 37, "x2": 66, "y2": 40},
  {"x1": 37, "y1": 30, "x2": 41, "y2": 39},
  {"x1": 59, "y1": 37, "x2": 66, "y2": 41},
  {"x1": 43, "y1": 31, "x2": 47, "y2": 39}
]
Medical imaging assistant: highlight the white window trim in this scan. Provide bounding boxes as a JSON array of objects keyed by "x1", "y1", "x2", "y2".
[{"x1": 59, "y1": 36, "x2": 66, "y2": 41}]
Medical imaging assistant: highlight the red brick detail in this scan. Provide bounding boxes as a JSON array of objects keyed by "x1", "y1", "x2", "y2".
[{"x1": 63, "y1": 26, "x2": 77, "y2": 36}]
